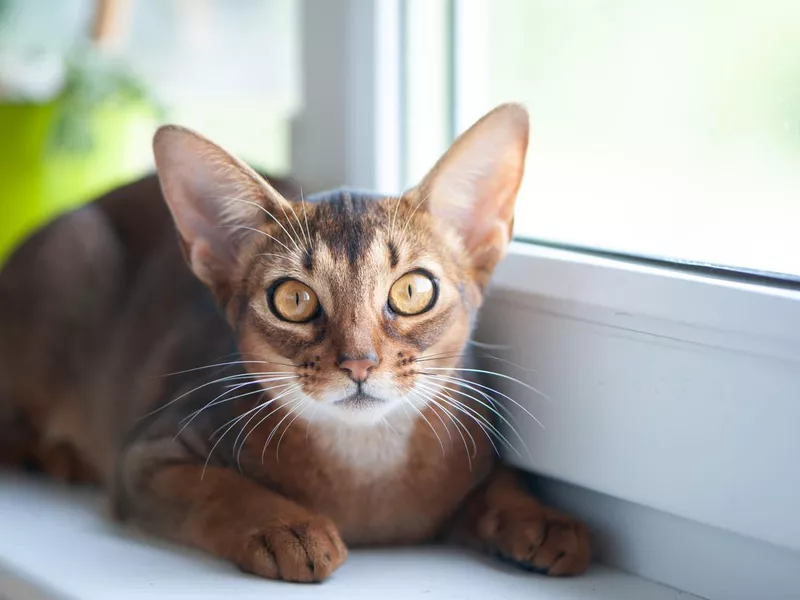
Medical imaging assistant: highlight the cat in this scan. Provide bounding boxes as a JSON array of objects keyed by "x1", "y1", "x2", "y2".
[{"x1": 0, "y1": 103, "x2": 590, "y2": 582}]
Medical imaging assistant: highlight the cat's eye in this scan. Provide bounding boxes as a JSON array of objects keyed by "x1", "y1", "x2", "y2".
[
  {"x1": 388, "y1": 271, "x2": 437, "y2": 316},
  {"x1": 270, "y1": 279, "x2": 320, "y2": 323}
]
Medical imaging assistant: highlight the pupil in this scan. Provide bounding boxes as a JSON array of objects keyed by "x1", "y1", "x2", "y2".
[
  {"x1": 295, "y1": 292, "x2": 300, "y2": 306},
  {"x1": 407, "y1": 283, "x2": 413, "y2": 298}
]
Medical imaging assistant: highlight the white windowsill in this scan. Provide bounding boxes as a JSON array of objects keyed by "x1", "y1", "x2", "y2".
[
  {"x1": 0, "y1": 472, "x2": 696, "y2": 600},
  {"x1": 474, "y1": 242, "x2": 800, "y2": 599}
]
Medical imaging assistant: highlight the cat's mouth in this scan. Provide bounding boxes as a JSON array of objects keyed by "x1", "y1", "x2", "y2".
[{"x1": 334, "y1": 391, "x2": 385, "y2": 409}]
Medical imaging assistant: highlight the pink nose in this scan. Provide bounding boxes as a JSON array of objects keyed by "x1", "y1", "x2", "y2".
[{"x1": 337, "y1": 356, "x2": 379, "y2": 383}]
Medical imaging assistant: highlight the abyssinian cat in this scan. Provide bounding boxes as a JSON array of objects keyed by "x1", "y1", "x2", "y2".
[{"x1": 0, "y1": 104, "x2": 590, "y2": 582}]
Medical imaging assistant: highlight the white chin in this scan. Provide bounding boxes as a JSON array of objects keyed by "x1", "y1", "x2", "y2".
[{"x1": 295, "y1": 382, "x2": 431, "y2": 427}]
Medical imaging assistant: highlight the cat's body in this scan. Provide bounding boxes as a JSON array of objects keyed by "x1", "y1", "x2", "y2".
[{"x1": 0, "y1": 104, "x2": 590, "y2": 582}]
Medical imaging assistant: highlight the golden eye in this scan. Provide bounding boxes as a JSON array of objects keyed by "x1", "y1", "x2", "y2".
[
  {"x1": 270, "y1": 279, "x2": 320, "y2": 323},
  {"x1": 389, "y1": 271, "x2": 437, "y2": 316}
]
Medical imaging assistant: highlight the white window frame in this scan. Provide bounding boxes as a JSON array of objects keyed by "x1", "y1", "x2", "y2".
[{"x1": 293, "y1": 2, "x2": 800, "y2": 599}]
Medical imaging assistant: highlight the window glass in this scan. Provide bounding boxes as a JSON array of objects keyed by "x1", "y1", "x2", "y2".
[{"x1": 467, "y1": 0, "x2": 800, "y2": 276}]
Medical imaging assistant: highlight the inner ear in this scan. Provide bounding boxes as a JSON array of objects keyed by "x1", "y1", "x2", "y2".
[
  {"x1": 153, "y1": 125, "x2": 293, "y2": 301},
  {"x1": 416, "y1": 103, "x2": 529, "y2": 285}
]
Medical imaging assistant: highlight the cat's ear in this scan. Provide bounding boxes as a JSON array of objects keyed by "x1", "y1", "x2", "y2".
[
  {"x1": 153, "y1": 125, "x2": 290, "y2": 298},
  {"x1": 417, "y1": 103, "x2": 529, "y2": 286}
]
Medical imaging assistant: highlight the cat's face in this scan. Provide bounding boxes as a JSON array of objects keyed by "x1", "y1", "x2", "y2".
[
  {"x1": 233, "y1": 192, "x2": 479, "y2": 425},
  {"x1": 153, "y1": 104, "x2": 529, "y2": 425}
]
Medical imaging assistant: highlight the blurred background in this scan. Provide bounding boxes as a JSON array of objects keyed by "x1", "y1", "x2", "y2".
[{"x1": 0, "y1": 0, "x2": 798, "y2": 276}]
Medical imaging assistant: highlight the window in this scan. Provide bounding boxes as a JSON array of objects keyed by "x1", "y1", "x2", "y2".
[{"x1": 455, "y1": 0, "x2": 800, "y2": 277}]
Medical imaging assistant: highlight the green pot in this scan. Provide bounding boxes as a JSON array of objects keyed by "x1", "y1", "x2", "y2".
[{"x1": 0, "y1": 98, "x2": 155, "y2": 263}]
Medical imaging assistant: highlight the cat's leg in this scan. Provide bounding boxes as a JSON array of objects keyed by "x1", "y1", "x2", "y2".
[
  {"x1": 0, "y1": 407, "x2": 37, "y2": 470},
  {"x1": 448, "y1": 466, "x2": 591, "y2": 576},
  {"x1": 0, "y1": 406, "x2": 99, "y2": 483},
  {"x1": 35, "y1": 440, "x2": 100, "y2": 484},
  {"x1": 114, "y1": 448, "x2": 347, "y2": 582}
]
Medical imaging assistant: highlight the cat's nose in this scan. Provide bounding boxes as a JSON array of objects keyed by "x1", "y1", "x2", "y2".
[{"x1": 337, "y1": 354, "x2": 379, "y2": 383}]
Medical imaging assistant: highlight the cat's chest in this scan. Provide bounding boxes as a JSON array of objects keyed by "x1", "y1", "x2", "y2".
[{"x1": 265, "y1": 412, "x2": 487, "y2": 545}]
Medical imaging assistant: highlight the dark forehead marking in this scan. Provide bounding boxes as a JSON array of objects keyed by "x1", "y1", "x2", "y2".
[
  {"x1": 307, "y1": 189, "x2": 386, "y2": 265},
  {"x1": 388, "y1": 240, "x2": 399, "y2": 269}
]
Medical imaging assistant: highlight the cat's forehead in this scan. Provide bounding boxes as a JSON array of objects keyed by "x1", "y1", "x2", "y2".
[
  {"x1": 307, "y1": 190, "x2": 389, "y2": 265},
  {"x1": 304, "y1": 190, "x2": 438, "y2": 269}
]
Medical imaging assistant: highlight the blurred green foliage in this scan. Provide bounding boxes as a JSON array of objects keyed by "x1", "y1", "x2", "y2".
[{"x1": 49, "y1": 48, "x2": 162, "y2": 155}]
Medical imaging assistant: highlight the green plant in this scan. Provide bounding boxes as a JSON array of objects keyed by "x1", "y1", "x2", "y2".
[{"x1": 48, "y1": 47, "x2": 161, "y2": 155}]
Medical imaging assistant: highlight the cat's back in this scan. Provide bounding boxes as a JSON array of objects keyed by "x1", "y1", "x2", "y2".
[{"x1": 0, "y1": 175, "x2": 187, "y2": 479}]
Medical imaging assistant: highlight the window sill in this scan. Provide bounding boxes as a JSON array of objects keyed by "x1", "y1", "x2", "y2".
[
  {"x1": 0, "y1": 472, "x2": 693, "y2": 600},
  {"x1": 476, "y1": 241, "x2": 800, "y2": 599}
]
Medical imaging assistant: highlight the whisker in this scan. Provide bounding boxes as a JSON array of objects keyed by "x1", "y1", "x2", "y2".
[
  {"x1": 389, "y1": 183, "x2": 412, "y2": 239},
  {"x1": 407, "y1": 388, "x2": 474, "y2": 466},
  {"x1": 413, "y1": 350, "x2": 468, "y2": 363},
  {"x1": 380, "y1": 414, "x2": 400, "y2": 436},
  {"x1": 276, "y1": 400, "x2": 312, "y2": 463},
  {"x1": 299, "y1": 186, "x2": 313, "y2": 247},
  {"x1": 398, "y1": 192, "x2": 430, "y2": 240},
  {"x1": 420, "y1": 383, "x2": 503, "y2": 458},
  {"x1": 225, "y1": 197, "x2": 305, "y2": 255},
  {"x1": 431, "y1": 399, "x2": 474, "y2": 469},
  {"x1": 419, "y1": 366, "x2": 552, "y2": 402},
  {"x1": 420, "y1": 373, "x2": 512, "y2": 416},
  {"x1": 390, "y1": 192, "x2": 403, "y2": 239},
  {"x1": 155, "y1": 360, "x2": 280, "y2": 378},
  {"x1": 415, "y1": 352, "x2": 538, "y2": 375},
  {"x1": 155, "y1": 359, "x2": 255, "y2": 378},
  {"x1": 176, "y1": 379, "x2": 296, "y2": 440},
  {"x1": 205, "y1": 393, "x2": 269, "y2": 449},
  {"x1": 422, "y1": 373, "x2": 544, "y2": 429},
  {"x1": 177, "y1": 385, "x2": 279, "y2": 444},
  {"x1": 233, "y1": 385, "x2": 303, "y2": 466},
  {"x1": 467, "y1": 339, "x2": 512, "y2": 351},
  {"x1": 255, "y1": 252, "x2": 294, "y2": 261},
  {"x1": 416, "y1": 380, "x2": 527, "y2": 457},
  {"x1": 208, "y1": 396, "x2": 273, "y2": 441},
  {"x1": 426, "y1": 389, "x2": 509, "y2": 458},
  {"x1": 286, "y1": 199, "x2": 311, "y2": 249},
  {"x1": 207, "y1": 384, "x2": 297, "y2": 445},
  {"x1": 202, "y1": 384, "x2": 302, "y2": 477},
  {"x1": 220, "y1": 224, "x2": 294, "y2": 255},
  {"x1": 221, "y1": 374, "x2": 296, "y2": 389},
  {"x1": 425, "y1": 398, "x2": 453, "y2": 444},
  {"x1": 140, "y1": 371, "x2": 295, "y2": 420},
  {"x1": 182, "y1": 377, "x2": 296, "y2": 424},
  {"x1": 277, "y1": 196, "x2": 309, "y2": 251},
  {"x1": 404, "y1": 386, "x2": 452, "y2": 445},
  {"x1": 417, "y1": 376, "x2": 532, "y2": 444},
  {"x1": 440, "y1": 395, "x2": 478, "y2": 462},
  {"x1": 305, "y1": 403, "x2": 319, "y2": 444},
  {"x1": 402, "y1": 395, "x2": 445, "y2": 456},
  {"x1": 262, "y1": 396, "x2": 305, "y2": 463}
]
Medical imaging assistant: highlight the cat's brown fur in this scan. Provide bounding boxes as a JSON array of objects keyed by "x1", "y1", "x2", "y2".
[{"x1": 0, "y1": 104, "x2": 590, "y2": 582}]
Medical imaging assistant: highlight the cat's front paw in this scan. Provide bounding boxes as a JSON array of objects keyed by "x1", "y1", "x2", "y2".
[
  {"x1": 235, "y1": 515, "x2": 347, "y2": 582},
  {"x1": 478, "y1": 506, "x2": 591, "y2": 576}
]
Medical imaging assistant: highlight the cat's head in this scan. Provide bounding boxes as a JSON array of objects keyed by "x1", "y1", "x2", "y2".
[{"x1": 153, "y1": 104, "x2": 528, "y2": 425}]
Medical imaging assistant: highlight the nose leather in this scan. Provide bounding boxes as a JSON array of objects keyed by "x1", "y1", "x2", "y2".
[{"x1": 337, "y1": 355, "x2": 379, "y2": 383}]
